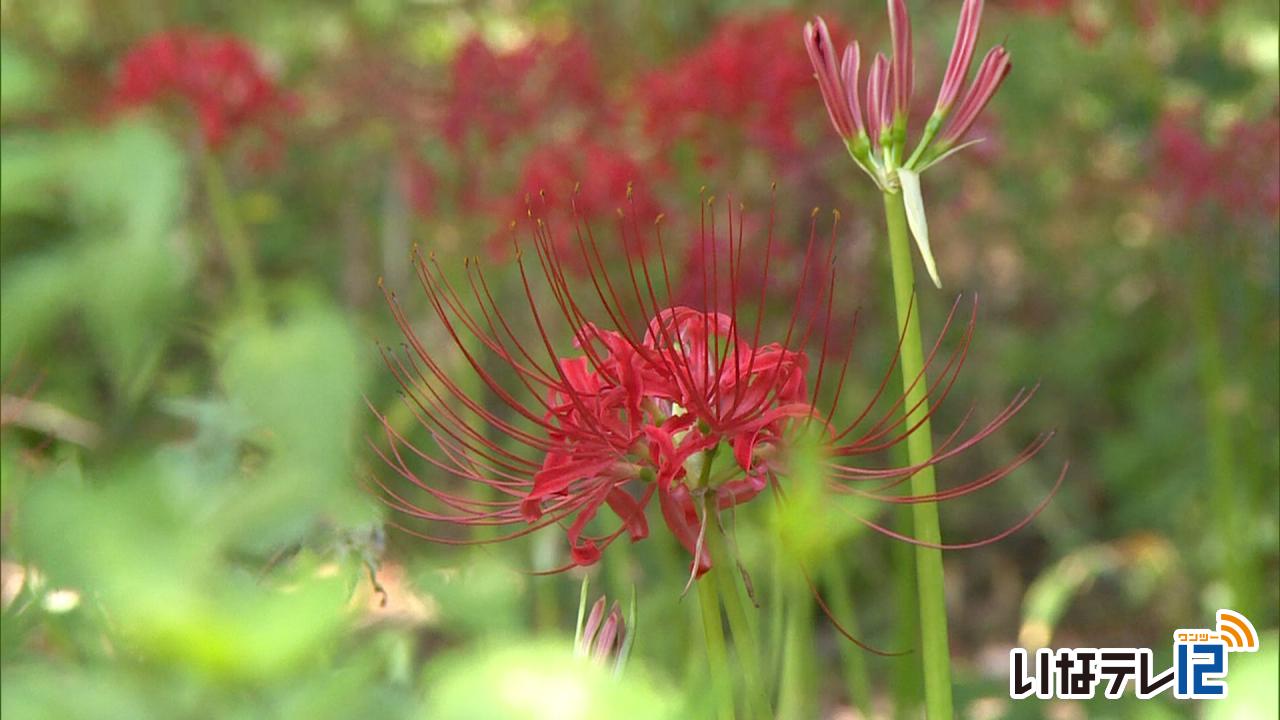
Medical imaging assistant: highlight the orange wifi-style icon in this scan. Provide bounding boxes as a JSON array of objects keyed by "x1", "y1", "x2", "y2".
[{"x1": 1216, "y1": 610, "x2": 1259, "y2": 652}]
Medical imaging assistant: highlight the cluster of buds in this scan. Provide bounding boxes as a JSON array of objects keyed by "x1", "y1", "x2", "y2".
[
  {"x1": 804, "y1": 0, "x2": 1011, "y2": 190},
  {"x1": 574, "y1": 581, "x2": 635, "y2": 675},
  {"x1": 804, "y1": 0, "x2": 1011, "y2": 287}
]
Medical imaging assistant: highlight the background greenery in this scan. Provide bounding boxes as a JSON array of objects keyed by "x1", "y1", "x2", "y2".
[{"x1": 1, "y1": 1, "x2": 1276, "y2": 718}]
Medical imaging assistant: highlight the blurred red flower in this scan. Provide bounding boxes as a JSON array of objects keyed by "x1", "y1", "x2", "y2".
[
  {"x1": 488, "y1": 141, "x2": 663, "y2": 272},
  {"x1": 399, "y1": 154, "x2": 439, "y2": 218},
  {"x1": 443, "y1": 33, "x2": 604, "y2": 151},
  {"x1": 1155, "y1": 107, "x2": 1280, "y2": 228},
  {"x1": 637, "y1": 12, "x2": 819, "y2": 166},
  {"x1": 111, "y1": 30, "x2": 295, "y2": 150}
]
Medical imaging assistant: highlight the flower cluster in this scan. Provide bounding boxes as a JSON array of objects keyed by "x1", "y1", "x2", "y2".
[
  {"x1": 1154, "y1": 107, "x2": 1280, "y2": 229},
  {"x1": 424, "y1": 32, "x2": 665, "y2": 264},
  {"x1": 373, "y1": 198, "x2": 1059, "y2": 577},
  {"x1": 488, "y1": 142, "x2": 663, "y2": 269},
  {"x1": 111, "y1": 30, "x2": 294, "y2": 149},
  {"x1": 637, "y1": 11, "x2": 820, "y2": 166},
  {"x1": 442, "y1": 34, "x2": 603, "y2": 152},
  {"x1": 804, "y1": 0, "x2": 1011, "y2": 190}
]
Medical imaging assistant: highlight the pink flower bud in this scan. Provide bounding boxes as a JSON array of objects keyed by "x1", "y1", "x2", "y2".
[
  {"x1": 840, "y1": 41, "x2": 866, "y2": 138},
  {"x1": 804, "y1": 18, "x2": 860, "y2": 139},
  {"x1": 888, "y1": 0, "x2": 913, "y2": 120},
  {"x1": 936, "y1": 0, "x2": 985, "y2": 114},
  {"x1": 866, "y1": 53, "x2": 892, "y2": 146},
  {"x1": 938, "y1": 45, "x2": 1012, "y2": 147}
]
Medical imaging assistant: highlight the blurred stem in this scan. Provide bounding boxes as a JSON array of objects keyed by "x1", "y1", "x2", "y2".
[
  {"x1": 776, "y1": 577, "x2": 813, "y2": 720},
  {"x1": 766, "y1": 542, "x2": 786, "y2": 682},
  {"x1": 823, "y1": 558, "x2": 872, "y2": 719},
  {"x1": 703, "y1": 494, "x2": 772, "y2": 720},
  {"x1": 605, "y1": 532, "x2": 634, "y2": 608},
  {"x1": 1190, "y1": 258, "x2": 1250, "y2": 615},
  {"x1": 882, "y1": 189, "x2": 953, "y2": 720},
  {"x1": 531, "y1": 534, "x2": 559, "y2": 632},
  {"x1": 696, "y1": 556, "x2": 734, "y2": 720},
  {"x1": 202, "y1": 152, "x2": 263, "y2": 316}
]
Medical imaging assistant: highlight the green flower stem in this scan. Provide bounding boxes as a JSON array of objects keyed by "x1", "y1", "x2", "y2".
[
  {"x1": 882, "y1": 189, "x2": 954, "y2": 720},
  {"x1": 822, "y1": 558, "x2": 872, "y2": 719},
  {"x1": 201, "y1": 152, "x2": 263, "y2": 315},
  {"x1": 1190, "y1": 258, "x2": 1251, "y2": 616},
  {"x1": 703, "y1": 494, "x2": 772, "y2": 720},
  {"x1": 891, "y1": 505, "x2": 922, "y2": 719},
  {"x1": 695, "y1": 560, "x2": 734, "y2": 720},
  {"x1": 531, "y1": 534, "x2": 559, "y2": 631},
  {"x1": 776, "y1": 577, "x2": 813, "y2": 720}
]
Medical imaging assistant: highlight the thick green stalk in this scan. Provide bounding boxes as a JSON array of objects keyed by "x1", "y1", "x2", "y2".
[
  {"x1": 881, "y1": 190, "x2": 953, "y2": 720},
  {"x1": 201, "y1": 153, "x2": 263, "y2": 315},
  {"x1": 703, "y1": 495, "x2": 772, "y2": 720},
  {"x1": 696, "y1": 564, "x2": 734, "y2": 720},
  {"x1": 891, "y1": 507, "x2": 922, "y2": 719}
]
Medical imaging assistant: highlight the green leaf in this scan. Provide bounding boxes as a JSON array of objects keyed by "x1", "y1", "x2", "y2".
[
  {"x1": 897, "y1": 168, "x2": 941, "y2": 289},
  {"x1": 423, "y1": 643, "x2": 680, "y2": 720},
  {"x1": 1207, "y1": 632, "x2": 1279, "y2": 720},
  {"x1": 0, "y1": 249, "x2": 83, "y2": 369},
  {"x1": 0, "y1": 133, "x2": 70, "y2": 218},
  {"x1": 77, "y1": 235, "x2": 186, "y2": 402},
  {"x1": 18, "y1": 462, "x2": 352, "y2": 682},
  {"x1": 0, "y1": 42, "x2": 52, "y2": 121},
  {"x1": 66, "y1": 121, "x2": 187, "y2": 242},
  {"x1": 1, "y1": 120, "x2": 190, "y2": 399},
  {"x1": 220, "y1": 306, "x2": 363, "y2": 473},
  {"x1": 218, "y1": 305, "x2": 372, "y2": 541}
]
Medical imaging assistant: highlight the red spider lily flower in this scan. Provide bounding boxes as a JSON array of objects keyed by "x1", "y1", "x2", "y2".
[
  {"x1": 371, "y1": 193, "x2": 1061, "y2": 580},
  {"x1": 111, "y1": 30, "x2": 295, "y2": 151},
  {"x1": 804, "y1": 0, "x2": 1011, "y2": 188}
]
